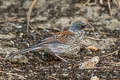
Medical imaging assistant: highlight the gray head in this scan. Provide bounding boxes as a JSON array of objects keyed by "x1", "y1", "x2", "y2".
[
  {"x1": 68, "y1": 21, "x2": 87, "y2": 40},
  {"x1": 69, "y1": 21, "x2": 87, "y2": 34}
]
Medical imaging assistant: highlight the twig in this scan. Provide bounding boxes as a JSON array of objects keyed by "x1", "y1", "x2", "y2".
[
  {"x1": 116, "y1": 0, "x2": 120, "y2": 7},
  {"x1": 85, "y1": 36, "x2": 101, "y2": 41},
  {"x1": 79, "y1": 67, "x2": 111, "y2": 69},
  {"x1": 26, "y1": 0, "x2": 38, "y2": 34},
  {"x1": 101, "y1": 50, "x2": 119, "y2": 58},
  {"x1": 102, "y1": 62, "x2": 120, "y2": 65},
  {"x1": 107, "y1": 0, "x2": 112, "y2": 16}
]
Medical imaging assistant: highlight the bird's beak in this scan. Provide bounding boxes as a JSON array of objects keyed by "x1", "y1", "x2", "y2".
[
  {"x1": 83, "y1": 23, "x2": 91, "y2": 31},
  {"x1": 84, "y1": 27, "x2": 89, "y2": 31}
]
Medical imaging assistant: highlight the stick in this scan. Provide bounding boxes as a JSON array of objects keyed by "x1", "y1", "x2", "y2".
[{"x1": 26, "y1": 0, "x2": 38, "y2": 34}]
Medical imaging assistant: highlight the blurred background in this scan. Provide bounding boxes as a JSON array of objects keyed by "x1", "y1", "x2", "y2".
[{"x1": 0, "y1": 0, "x2": 120, "y2": 80}]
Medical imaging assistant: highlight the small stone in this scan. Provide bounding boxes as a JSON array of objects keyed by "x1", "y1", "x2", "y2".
[
  {"x1": 10, "y1": 40, "x2": 15, "y2": 45},
  {"x1": 62, "y1": 73, "x2": 68, "y2": 77},
  {"x1": 52, "y1": 73, "x2": 56, "y2": 76},
  {"x1": 17, "y1": 25, "x2": 22, "y2": 28},
  {"x1": 19, "y1": 33, "x2": 24, "y2": 37},
  {"x1": 101, "y1": 51, "x2": 105, "y2": 53},
  {"x1": 90, "y1": 76, "x2": 99, "y2": 80}
]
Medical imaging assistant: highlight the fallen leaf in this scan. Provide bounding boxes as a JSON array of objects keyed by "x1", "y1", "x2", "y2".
[
  {"x1": 80, "y1": 56, "x2": 100, "y2": 69},
  {"x1": 87, "y1": 46, "x2": 98, "y2": 51}
]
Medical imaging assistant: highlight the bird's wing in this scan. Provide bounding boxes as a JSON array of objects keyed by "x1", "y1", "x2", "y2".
[
  {"x1": 39, "y1": 31, "x2": 74, "y2": 44},
  {"x1": 55, "y1": 31, "x2": 74, "y2": 44}
]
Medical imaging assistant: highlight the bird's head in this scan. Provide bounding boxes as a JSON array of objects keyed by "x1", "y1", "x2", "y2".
[
  {"x1": 69, "y1": 21, "x2": 87, "y2": 34},
  {"x1": 68, "y1": 21, "x2": 88, "y2": 40}
]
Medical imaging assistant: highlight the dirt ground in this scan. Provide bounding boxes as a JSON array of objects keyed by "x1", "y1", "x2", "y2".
[{"x1": 0, "y1": 0, "x2": 120, "y2": 80}]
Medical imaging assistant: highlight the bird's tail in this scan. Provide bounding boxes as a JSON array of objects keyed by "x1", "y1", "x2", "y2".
[{"x1": 6, "y1": 43, "x2": 43, "y2": 59}]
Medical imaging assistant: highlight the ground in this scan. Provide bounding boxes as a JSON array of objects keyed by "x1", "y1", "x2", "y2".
[{"x1": 0, "y1": 0, "x2": 120, "y2": 80}]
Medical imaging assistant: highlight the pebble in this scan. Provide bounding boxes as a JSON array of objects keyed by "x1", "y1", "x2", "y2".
[{"x1": 17, "y1": 25, "x2": 22, "y2": 28}]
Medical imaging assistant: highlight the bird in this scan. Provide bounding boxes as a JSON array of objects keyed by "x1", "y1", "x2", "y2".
[{"x1": 7, "y1": 21, "x2": 88, "y2": 62}]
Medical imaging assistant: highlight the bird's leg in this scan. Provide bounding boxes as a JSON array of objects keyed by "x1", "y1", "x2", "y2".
[{"x1": 54, "y1": 53, "x2": 68, "y2": 62}]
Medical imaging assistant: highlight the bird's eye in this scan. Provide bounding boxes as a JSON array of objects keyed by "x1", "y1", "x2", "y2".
[
  {"x1": 77, "y1": 24, "x2": 86, "y2": 29},
  {"x1": 81, "y1": 25, "x2": 86, "y2": 29}
]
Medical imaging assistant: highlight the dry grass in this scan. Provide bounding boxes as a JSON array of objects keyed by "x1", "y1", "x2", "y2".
[{"x1": 85, "y1": 0, "x2": 120, "y2": 15}]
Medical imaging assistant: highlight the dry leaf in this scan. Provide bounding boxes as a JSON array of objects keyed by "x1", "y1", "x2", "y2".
[
  {"x1": 80, "y1": 56, "x2": 100, "y2": 69},
  {"x1": 87, "y1": 46, "x2": 98, "y2": 51}
]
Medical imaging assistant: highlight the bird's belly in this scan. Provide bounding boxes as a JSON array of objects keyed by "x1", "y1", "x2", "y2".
[{"x1": 44, "y1": 43, "x2": 80, "y2": 55}]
